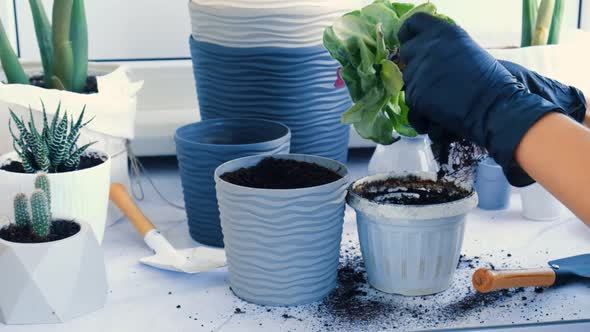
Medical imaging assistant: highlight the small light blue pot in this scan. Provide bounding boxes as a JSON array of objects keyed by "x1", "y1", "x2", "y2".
[
  {"x1": 215, "y1": 154, "x2": 349, "y2": 306},
  {"x1": 175, "y1": 119, "x2": 291, "y2": 247},
  {"x1": 189, "y1": 37, "x2": 351, "y2": 163},
  {"x1": 475, "y1": 158, "x2": 511, "y2": 210}
]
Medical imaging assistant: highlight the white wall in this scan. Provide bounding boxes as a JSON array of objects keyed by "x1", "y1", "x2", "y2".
[
  {"x1": 7, "y1": 0, "x2": 582, "y2": 61},
  {"x1": 14, "y1": 0, "x2": 191, "y2": 61},
  {"x1": 0, "y1": 0, "x2": 17, "y2": 50}
]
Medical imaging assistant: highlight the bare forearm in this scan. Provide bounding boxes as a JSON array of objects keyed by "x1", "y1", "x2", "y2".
[{"x1": 515, "y1": 113, "x2": 590, "y2": 225}]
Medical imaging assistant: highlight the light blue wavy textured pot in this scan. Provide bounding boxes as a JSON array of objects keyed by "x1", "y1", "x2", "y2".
[
  {"x1": 475, "y1": 157, "x2": 511, "y2": 210},
  {"x1": 189, "y1": 37, "x2": 351, "y2": 163},
  {"x1": 214, "y1": 154, "x2": 349, "y2": 306},
  {"x1": 175, "y1": 119, "x2": 291, "y2": 247}
]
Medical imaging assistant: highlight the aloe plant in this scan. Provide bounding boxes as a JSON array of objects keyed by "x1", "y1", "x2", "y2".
[
  {"x1": 0, "y1": 0, "x2": 88, "y2": 92},
  {"x1": 522, "y1": 0, "x2": 564, "y2": 47},
  {"x1": 9, "y1": 103, "x2": 95, "y2": 173}
]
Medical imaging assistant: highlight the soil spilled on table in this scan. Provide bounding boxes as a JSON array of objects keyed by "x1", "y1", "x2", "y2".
[
  {"x1": 353, "y1": 175, "x2": 470, "y2": 205},
  {"x1": 220, "y1": 157, "x2": 343, "y2": 189},
  {"x1": 0, "y1": 220, "x2": 80, "y2": 243}
]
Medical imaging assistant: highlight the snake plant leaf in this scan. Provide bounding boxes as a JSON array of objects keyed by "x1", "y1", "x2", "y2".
[
  {"x1": 70, "y1": 0, "x2": 88, "y2": 93},
  {"x1": 0, "y1": 21, "x2": 29, "y2": 85},
  {"x1": 52, "y1": 0, "x2": 75, "y2": 90},
  {"x1": 548, "y1": 0, "x2": 564, "y2": 45},
  {"x1": 521, "y1": 0, "x2": 538, "y2": 47},
  {"x1": 29, "y1": 0, "x2": 53, "y2": 86},
  {"x1": 532, "y1": 0, "x2": 555, "y2": 46}
]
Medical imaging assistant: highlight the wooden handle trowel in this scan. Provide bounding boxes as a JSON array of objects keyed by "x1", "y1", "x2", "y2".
[
  {"x1": 109, "y1": 184, "x2": 227, "y2": 274},
  {"x1": 473, "y1": 254, "x2": 590, "y2": 293}
]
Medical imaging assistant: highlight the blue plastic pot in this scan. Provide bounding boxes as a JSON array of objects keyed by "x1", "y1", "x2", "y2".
[
  {"x1": 475, "y1": 157, "x2": 511, "y2": 210},
  {"x1": 215, "y1": 154, "x2": 349, "y2": 306},
  {"x1": 189, "y1": 37, "x2": 351, "y2": 163},
  {"x1": 175, "y1": 118, "x2": 291, "y2": 247}
]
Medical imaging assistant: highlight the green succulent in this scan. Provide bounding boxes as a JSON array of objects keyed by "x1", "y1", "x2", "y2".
[
  {"x1": 0, "y1": 0, "x2": 88, "y2": 92},
  {"x1": 522, "y1": 0, "x2": 564, "y2": 47},
  {"x1": 323, "y1": 1, "x2": 454, "y2": 145},
  {"x1": 9, "y1": 103, "x2": 95, "y2": 173}
]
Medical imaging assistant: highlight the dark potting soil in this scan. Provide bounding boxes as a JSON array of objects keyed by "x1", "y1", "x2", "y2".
[
  {"x1": 0, "y1": 220, "x2": 80, "y2": 244},
  {"x1": 353, "y1": 175, "x2": 470, "y2": 205},
  {"x1": 29, "y1": 75, "x2": 98, "y2": 94},
  {"x1": 220, "y1": 157, "x2": 343, "y2": 189},
  {"x1": 0, "y1": 154, "x2": 104, "y2": 174}
]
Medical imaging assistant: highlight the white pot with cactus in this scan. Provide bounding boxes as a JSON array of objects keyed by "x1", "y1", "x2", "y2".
[
  {"x1": 0, "y1": 105, "x2": 111, "y2": 244},
  {"x1": 0, "y1": 0, "x2": 143, "y2": 226},
  {"x1": 0, "y1": 174, "x2": 108, "y2": 325}
]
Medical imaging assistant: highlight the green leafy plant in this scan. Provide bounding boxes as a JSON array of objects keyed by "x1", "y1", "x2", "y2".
[
  {"x1": 522, "y1": 0, "x2": 564, "y2": 47},
  {"x1": 323, "y1": 1, "x2": 454, "y2": 145},
  {"x1": 0, "y1": 0, "x2": 88, "y2": 92},
  {"x1": 12, "y1": 173, "x2": 52, "y2": 237},
  {"x1": 9, "y1": 103, "x2": 95, "y2": 173}
]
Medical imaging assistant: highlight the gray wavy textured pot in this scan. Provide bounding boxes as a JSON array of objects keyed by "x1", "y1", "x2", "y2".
[
  {"x1": 0, "y1": 221, "x2": 107, "y2": 324},
  {"x1": 215, "y1": 154, "x2": 349, "y2": 306},
  {"x1": 175, "y1": 119, "x2": 291, "y2": 247}
]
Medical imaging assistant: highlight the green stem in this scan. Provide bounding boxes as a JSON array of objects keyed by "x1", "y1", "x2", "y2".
[
  {"x1": 548, "y1": 0, "x2": 564, "y2": 45},
  {"x1": 532, "y1": 0, "x2": 556, "y2": 46},
  {"x1": 52, "y1": 0, "x2": 74, "y2": 90},
  {"x1": 521, "y1": 0, "x2": 538, "y2": 47},
  {"x1": 29, "y1": 0, "x2": 53, "y2": 86},
  {"x1": 70, "y1": 0, "x2": 88, "y2": 93}
]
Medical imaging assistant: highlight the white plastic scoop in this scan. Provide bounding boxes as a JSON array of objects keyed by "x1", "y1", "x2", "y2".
[{"x1": 109, "y1": 184, "x2": 227, "y2": 274}]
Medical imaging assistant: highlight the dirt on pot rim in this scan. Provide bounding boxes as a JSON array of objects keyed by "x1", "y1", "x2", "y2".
[
  {"x1": 347, "y1": 172, "x2": 478, "y2": 221},
  {"x1": 0, "y1": 150, "x2": 109, "y2": 174},
  {"x1": 0, "y1": 220, "x2": 81, "y2": 244}
]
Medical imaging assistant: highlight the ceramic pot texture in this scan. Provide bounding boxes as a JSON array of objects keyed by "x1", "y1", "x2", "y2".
[
  {"x1": 347, "y1": 172, "x2": 478, "y2": 296},
  {"x1": 215, "y1": 154, "x2": 349, "y2": 306},
  {"x1": 520, "y1": 183, "x2": 563, "y2": 221},
  {"x1": 0, "y1": 151, "x2": 112, "y2": 244},
  {"x1": 189, "y1": 37, "x2": 351, "y2": 163},
  {"x1": 176, "y1": 119, "x2": 291, "y2": 248},
  {"x1": 0, "y1": 63, "x2": 141, "y2": 226},
  {"x1": 0, "y1": 221, "x2": 107, "y2": 324},
  {"x1": 188, "y1": 0, "x2": 363, "y2": 48},
  {"x1": 368, "y1": 135, "x2": 438, "y2": 175},
  {"x1": 475, "y1": 157, "x2": 511, "y2": 210}
]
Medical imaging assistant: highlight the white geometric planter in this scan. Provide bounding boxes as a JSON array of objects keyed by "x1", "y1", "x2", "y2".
[
  {"x1": 0, "y1": 62, "x2": 143, "y2": 226},
  {"x1": 0, "y1": 151, "x2": 112, "y2": 244},
  {"x1": 0, "y1": 221, "x2": 107, "y2": 325}
]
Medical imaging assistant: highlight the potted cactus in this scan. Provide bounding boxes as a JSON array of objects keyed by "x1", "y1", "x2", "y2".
[
  {"x1": 0, "y1": 174, "x2": 107, "y2": 324},
  {"x1": 0, "y1": 0, "x2": 142, "y2": 225},
  {"x1": 0, "y1": 103, "x2": 112, "y2": 243}
]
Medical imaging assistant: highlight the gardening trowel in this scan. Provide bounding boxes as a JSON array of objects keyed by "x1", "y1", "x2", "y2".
[
  {"x1": 473, "y1": 254, "x2": 590, "y2": 293},
  {"x1": 109, "y1": 184, "x2": 227, "y2": 274}
]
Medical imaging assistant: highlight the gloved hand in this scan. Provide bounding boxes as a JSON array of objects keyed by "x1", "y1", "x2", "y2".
[
  {"x1": 398, "y1": 13, "x2": 566, "y2": 187},
  {"x1": 500, "y1": 60, "x2": 587, "y2": 123}
]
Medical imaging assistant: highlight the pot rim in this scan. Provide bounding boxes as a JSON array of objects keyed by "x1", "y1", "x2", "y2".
[
  {"x1": 0, "y1": 220, "x2": 87, "y2": 247},
  {"x1": 347, "y1": 172, "x2": 478, "y2": 221},
  {"x1": 215, "y1": 153, "x2": 349, "y2": 193},
  {"x1": 175, "y1": 118, "x2": 291, "y2": 149},
  {"x1": 0, "y1": 149, "x2": 111, "y2": 176}
]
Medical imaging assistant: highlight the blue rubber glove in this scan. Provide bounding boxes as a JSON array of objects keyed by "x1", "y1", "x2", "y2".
[
  {"x1": 500, "y1": 60, "x2": 587, "y2": 123},
  {"x1": 398, "y1": 13, "x2": 566, "y2": 187}
]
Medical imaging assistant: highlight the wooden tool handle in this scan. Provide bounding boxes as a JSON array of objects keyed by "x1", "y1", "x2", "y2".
[
  {"x1": 473, "y1": 268, "x2": 556, "y2": 293},
  {"x1": 109, "y1": 183, "x2": 156, "y2": 237}
]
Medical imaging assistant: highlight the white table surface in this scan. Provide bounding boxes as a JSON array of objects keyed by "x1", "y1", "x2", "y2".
[{"x1": 2, "y1": 149, "x2": 589, "y2": 332}]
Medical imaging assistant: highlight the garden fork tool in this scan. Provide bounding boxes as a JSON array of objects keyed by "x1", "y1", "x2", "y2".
[
  {"x1": 473, "y1": 254, "x2": 590, "y2": 293},
  {"x1": 109, "y1": 183, "x2": 227, "y2": 274}
]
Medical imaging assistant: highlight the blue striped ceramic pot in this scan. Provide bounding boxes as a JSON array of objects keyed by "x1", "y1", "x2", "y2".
[
  {"x1": 189, "y1": 37, "x2": 351, "y2": 163},
  {"x1": 175, "y1": 119, "x2": 291, "y2": 247},
  {"x1": 215, "y1": 154, "x2": 349, "y2": 306}
]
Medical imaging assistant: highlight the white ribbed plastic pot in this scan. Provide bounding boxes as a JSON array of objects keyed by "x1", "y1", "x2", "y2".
[
  {"x1": 215, "y1": 154, "x2": 349, "y2": 306},
  {"x1": 0, "y1": 221, "x2": 107, "y2": 324},
  {"x1": 0, "y1": 151, "x2": 111, "y2": 244},
  {"x1": 520, "y1": 183, "x2": 563, "y2": 221},
  {"x1": 347, "y1": 172, "x2": 478, "y2": 296}
]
